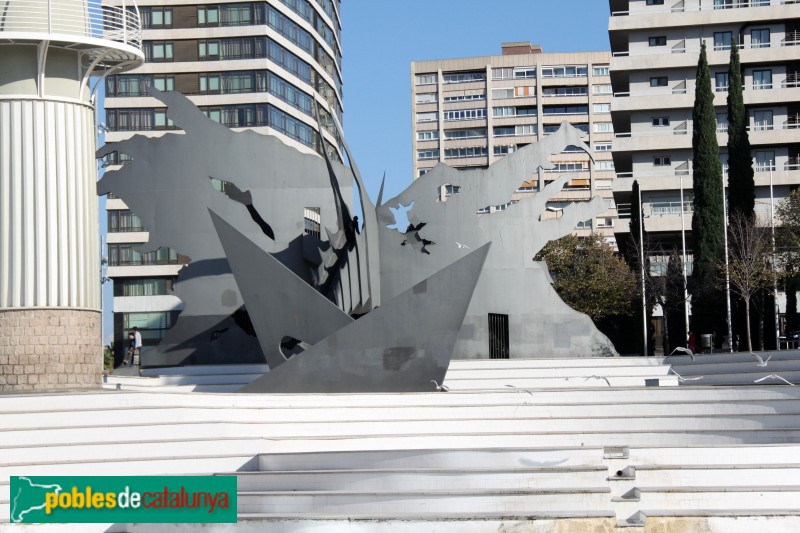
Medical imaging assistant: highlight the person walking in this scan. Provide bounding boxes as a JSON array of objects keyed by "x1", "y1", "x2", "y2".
[{"x1": 132, "y1": 326, "x2": 143, "y2": 366}]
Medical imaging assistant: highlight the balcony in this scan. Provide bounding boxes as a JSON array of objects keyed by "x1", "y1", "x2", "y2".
[
  {"x1": 0, "y1": 1, "x2": 144, "y2": 67},
  {"x1": 610, "y1": 1, "x2": 797, "y2": 31}
]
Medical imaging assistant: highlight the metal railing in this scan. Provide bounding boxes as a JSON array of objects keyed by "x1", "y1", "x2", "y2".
[
  {"x1": 611, "y1": 0, "x2": 789, "y2": 16},
  {"x1": 650, "y1": 201, "x2": 693, "y2": 216},
  {"x1": 0, "y1": 0, "x2": 142, "y2": 51},
  {"x1": 613, "y1": 38, "x2": 789, "y2": 58}
]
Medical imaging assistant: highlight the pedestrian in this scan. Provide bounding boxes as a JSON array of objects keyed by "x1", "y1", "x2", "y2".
[
  {"x1": 687, "y1": 331, "x2": 696, "y2": 354},
  {"x1": 124, "y1": 332, "x2": 135, "y2": 367},
  {"x1": 133, "y1": 326, "x2": 143, "y2": 366}
]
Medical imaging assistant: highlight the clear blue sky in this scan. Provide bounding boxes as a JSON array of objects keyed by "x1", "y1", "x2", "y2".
[{"x1": 340, "y1": 0, "x2": 611, "y2": 202}]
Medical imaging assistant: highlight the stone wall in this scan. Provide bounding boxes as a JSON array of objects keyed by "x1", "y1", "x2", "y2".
[{"x1": 0, "y1": 308, "x2": 101, "y2": 391}]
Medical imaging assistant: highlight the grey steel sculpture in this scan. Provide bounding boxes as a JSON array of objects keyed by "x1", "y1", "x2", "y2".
[
  {"x1": 211, "y1": 210, "x2": 490, "y2": 393},
  {"x1": 98, "y1": 90, "x2": 617, "y2": 392},
  {"x1": 377, "y1": 124, "x2": 616, "y2": 358}
]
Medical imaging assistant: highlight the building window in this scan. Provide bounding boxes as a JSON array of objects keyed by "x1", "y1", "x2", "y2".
[
  {"x1": 417, "y1": 149, "x2": 439, "y2": 160},
  {"x1": 442, "y1": 71, "x2": 486, "y2": 84},
  {"x1": 650, "y1": 76, "x2": 668, "y2": 87},
  {"x1": 593, "y1": 84, "x2": 612, "y2": 94},
  {"x1": 652, "y1": 117, "x2": 670, "y2": 127},
  {"x1": 646, "y1": 0, "x2": 664, "y2": 4},
  {"x1": 108, "y1": 210, "x2": 145, "y2": 232},
  {"x1": 753, "y1": 69, "x2": 772, "y2": 90},
  {"x1": 443, "y1": 93, "x2": 485, "y2": 102},
  {"x1": 493, "y1": 125, "x2": 536, "y2": 137},
  {"x1": 753, "y1": 110, "x2": 773, "y2": 131},
  {"x1": 716, "y1": 113, "x2": 729, "y2": 132},
  {"x1": 649, "y1": 36, "x2": 667, "y2": 47},
  {"x1": 751, "y1": 29, "x2": 770, "y2": 49},
  {"x1": 141, "y1": 7, "x2": 173, "y2": 29},
  {"x1": 514, "y1": 86, "x2": 534, "y2": 97},
  {"x1": 593, "y1": 103, "x2": 610, "y2": 114},
  {"x1": 595, "y1": 143, "x2": 612, "y2": 152},
  {"x1": 595, "y1": 160, "x2": 615, "y2": 170},
  {"x1": 443, "y1": 108, "x2": 486, "y2": 121},
  {"x1": 415, "y1": 73, "x2": 437, "y2": 85},
  {"x1": 415, "y1": 92, "x2": 437, "y2": 104},
  {"x1": 654, "y1": 156, "x2": 672, "y2": 166},
  {"x1": 416, "y1": 112, "x2": 437, "y2": 123},
  {"x1": 513, "y1": 67, "x2": 537, "y2": 79},
  {"x1": 593, "y1": 65, "x2": 610, "y2": 76},
  {"x1": 144, "y1": 41, "x2": 173, "y2": 62},
  {"x1": 715, "y1": 72, "x2": 729, "y2": 92},
  {"x1": 124, "y1": 312, "x2": 173, "y2": 344},
  {"x1": 444, "y1": 146, "x2": 488, "y2": 159},
  {"x1": 542, "y1": 86, "x2": 587, "y2": 97},
  {"x1": 492, "y1": 88, "x2": 514, "y2": 99},
  {"x1": 755, "y1": 150, "x2": 775, "y2": 171},
  {"x1": 494, "y1": 145, "x2": 517, "y2": 156},
  {"x1": 417, "y1": 130, "x2": 439, "y2": 141},
  {"x1": 714, "y1": 0, "x2": 733, "y2": 9},
  {"x1": 116, "y1": 278, "x2": 171, "y2": 297},
  {"x1": 491, "y1": 68, "x2": 513, "y2": 80},
  {"x1": 444, "y1": 128, "x2": 486, "y2": 140},
  {"x1": 541, "y1": 65, "x2": 587, "y2": 78},
  {"x1": 153, "y1": 75, "x2": 174, "y2": 92},
  {"x1": 713, "y1": 32, "x2": 733, "y2": 51},
  {"x1": 542, "y1": 105, "x2": 588, "y2": 115},
  {"x1": 108, "y1": 245, "x2": 182, "y2": 266},
  {"x1": 594, "y1": 122, "x2": 613, "y2": 133}
]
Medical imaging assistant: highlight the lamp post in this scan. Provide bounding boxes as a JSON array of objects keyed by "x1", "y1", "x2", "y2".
[
  {"x1": 679, "y1": 174, "x2": 690, "y2": 338},
  {"x1": 722, "y1": 177, "x2": 734, "y2": 352},
  {"x1": 771, "y1": 161, "x2": 780, "y2": 350},
  {"x1": 638, "y1": 184, "x2": 648, "y2": 356}
]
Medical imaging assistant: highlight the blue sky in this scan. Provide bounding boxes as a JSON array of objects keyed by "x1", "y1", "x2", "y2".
[{"x1": 340, "y1": 0, "x2": 612, "y2": 202}]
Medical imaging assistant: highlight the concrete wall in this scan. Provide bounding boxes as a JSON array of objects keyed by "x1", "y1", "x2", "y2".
[{"x1": 0, "y1": 308, "x2": 101, "y2": 391}]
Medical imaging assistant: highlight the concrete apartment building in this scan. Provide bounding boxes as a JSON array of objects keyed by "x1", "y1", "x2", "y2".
[
  {"x1": 102, "y1": 0, "x2": 343, "y2": 355},
  {"x1": 609, "y1": 0, "x2": 800, "y2": 279},
  {"x1": 411, "y1": 43, "x2": 616, "y2": 239}
]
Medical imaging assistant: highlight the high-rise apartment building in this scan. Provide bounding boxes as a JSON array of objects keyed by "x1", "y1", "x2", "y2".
[
  {"x1": 411, "y1": 43, "x2": 616, "y2": 238},
  {"x1": 609, "y1": 0, "x2": 800, "y2": 275},
  {"x1": 102, "y1": 0, "x2": 343, "y2": 356}
]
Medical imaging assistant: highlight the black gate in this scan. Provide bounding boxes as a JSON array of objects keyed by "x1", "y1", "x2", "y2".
[{"x1": 488, "y1": 313, "x2": 509, "y2": 359}]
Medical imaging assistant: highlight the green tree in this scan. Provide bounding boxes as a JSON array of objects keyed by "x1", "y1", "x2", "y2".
[
  {"x1": 726, "y1": 37, "x2": 755, "y2": 220},
  {"x1": 535, "y1": 233, "x2": 637, "y2": 321},
  {"x1": 691, "y1": 42, "x2": 725, "y2": 334}
]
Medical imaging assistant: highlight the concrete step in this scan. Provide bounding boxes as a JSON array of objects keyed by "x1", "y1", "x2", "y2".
[
  {"x1": 236, "y1": 488, "x2": 612, "y2": 515},
  {"x1": 3, "y1": 414, "x2": 800, "y2": 448},
  {"x1": 636, "y1": 486, "x2": 800, "y2": 510},
  {"x1": 633, "y1": 465, "x2": 800, "y2": 486},
  {"x1": 233, "y1": 467, "x2": 608, "y2": 492},
  {"x1": 5, "y1": 400, "x2": 800, "y2": 429}
]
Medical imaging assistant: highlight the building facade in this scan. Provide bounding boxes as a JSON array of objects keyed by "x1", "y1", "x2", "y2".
[
  {"x1": 609, "y1": 0, "x2": 799, "y2": 289},
  {"x1": 102, "y1": 0, "x2": 343, "y2": 359},
  {"x1": 411, "y1": 43, "x2": 616, "y2": 239},
  {"x1": 0, "y1": 0, "x2": 143, "y2": 389}
]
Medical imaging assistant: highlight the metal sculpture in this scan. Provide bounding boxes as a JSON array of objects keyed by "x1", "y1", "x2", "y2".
[{"x1": 98, "y1": 90, "x2": 617, "y2": 392}]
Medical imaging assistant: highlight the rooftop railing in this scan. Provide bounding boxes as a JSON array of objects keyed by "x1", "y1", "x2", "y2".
[
  {"x1": 0, "y1": 0, "x2": 141, "y2": 52},
  {"x1": 611, "y1": 0, "x2": 795, "y2": 17}
]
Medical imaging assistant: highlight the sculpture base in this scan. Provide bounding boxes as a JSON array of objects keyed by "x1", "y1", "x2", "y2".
[{"x1": 0, "y1": 309, "x2": 101, "y2": 391}]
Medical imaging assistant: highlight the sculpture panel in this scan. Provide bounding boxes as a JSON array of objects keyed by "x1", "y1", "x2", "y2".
[{"x1": 98, "y1": 91, "x2": 616, "y2": 393}]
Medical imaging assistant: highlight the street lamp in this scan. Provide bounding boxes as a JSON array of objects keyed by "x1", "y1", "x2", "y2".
[
  {"x1": 679, "y1": 174, "x2": 690, "y2": 338},
  {"x1": 638, "y1": 184, "x2": 648, "y2": 356},
  {"x1": 722, "y1": 176, "x2": 734, "y2": 353},
  {"x1": 770, "y1": 161, "x2": 780, "y2": 350}
]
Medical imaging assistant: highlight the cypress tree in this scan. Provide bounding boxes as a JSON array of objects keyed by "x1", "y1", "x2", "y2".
[
  {"x1": 726, "y1": 36, "x2": 755, "y2": 220},
  {"x1": 690, "y1": 42, "x2": 725, "y2": 334}
]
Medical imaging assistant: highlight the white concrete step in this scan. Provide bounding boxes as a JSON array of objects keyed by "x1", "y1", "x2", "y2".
[
  {"x1": 236, "y1": 488, "x2": 613, "y2": 515},
  {"x1": 233, "y1": 467, "x2": 608, "y2": 492},
  {"x1": 633, "y1": 465, "x2": 800, "y2": 486}
]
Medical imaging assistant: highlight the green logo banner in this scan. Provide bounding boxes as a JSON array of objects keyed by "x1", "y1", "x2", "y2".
[{"x1": 10, "y1": 476, "x2": 237, "y2": 523}]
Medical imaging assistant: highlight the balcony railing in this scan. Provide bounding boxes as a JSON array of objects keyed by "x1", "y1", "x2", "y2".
[
  {"x1": 0, "y1": 0, "x2": 142, "y2": 51},
  {"x1": 611, "y1": 0, "x2": 791, "y2": 16},
  {"x1": 612, "y1": 38, "x2": 791, "y2": 58}
]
